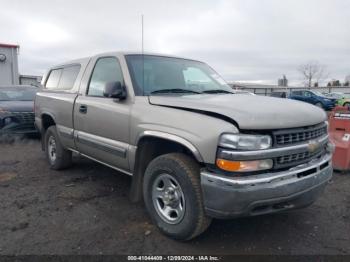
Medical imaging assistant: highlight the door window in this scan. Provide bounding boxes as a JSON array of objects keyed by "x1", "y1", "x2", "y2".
[
  {"x1": 58, "y1": 65, "x2": 81, "y2": 90},
  {"x1": 87, "y1": 57, "x2": 124, "y2": 97},
  {"x1": 292, "y1": 91, "x2": 302, "y2": 96},
  {"x1": 304, "y1": 91, "x2": 312, "y2": 97},
  {"x1": 46, "y1": 69, "x2": 63, "y2": 89}
]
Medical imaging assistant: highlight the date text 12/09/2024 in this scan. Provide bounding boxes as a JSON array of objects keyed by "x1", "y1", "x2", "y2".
[{"x1": 127, "y1": 256, "x2": 220, "y2": 261}]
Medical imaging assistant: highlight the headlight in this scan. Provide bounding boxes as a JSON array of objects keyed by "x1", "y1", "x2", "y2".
[{"x1": 219, "y1": 133, "x2": 272, "y2": 150}]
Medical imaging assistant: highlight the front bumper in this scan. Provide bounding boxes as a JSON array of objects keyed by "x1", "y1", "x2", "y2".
[
  {"x1": 324, "y1": 104, "x2": 336, "y2": 111},
  {"x1": 0, "y1": 124, "x2": 38, "y2": 135},
  {"x1": 0, "y1": 112, "x2": 38, "y2": 135},
  {"x1": 201, "y1": 152, "x2": 332, "y2": 219}
]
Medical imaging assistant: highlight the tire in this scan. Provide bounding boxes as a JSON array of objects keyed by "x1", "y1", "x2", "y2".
[
  {"x1": 315, "y1": 102, "x2": 324, "y2": 109},
  {"x1": 143, "y1": 153, "x2": 211, "y2": 240},
  {"x1": 44, "y1": 126, "x2": 72, "y2": 170},
  {"x1": 344, "y1": 102, "x2": 350, "y2": 107}
]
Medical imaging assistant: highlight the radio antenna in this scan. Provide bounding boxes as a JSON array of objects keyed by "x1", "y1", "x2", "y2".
[
  {"x1": 142, "y1": 14, "x2": 144, "y2": 96},
  {"x1": 142, "y1": 14, "x2": 144, "y2": 55}
]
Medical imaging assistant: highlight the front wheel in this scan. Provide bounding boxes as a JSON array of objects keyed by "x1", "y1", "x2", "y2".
[
  {"x1": 44, "y1": 126, "x2": 72, "y2": 170},
  {"x1": 143, "y1": 153, "x2": 211, "y2": 240}
]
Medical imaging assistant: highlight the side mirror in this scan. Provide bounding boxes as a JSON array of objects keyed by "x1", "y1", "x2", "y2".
[{"x1": 103, "y1": 81, "x2": 126, "y2": 100}]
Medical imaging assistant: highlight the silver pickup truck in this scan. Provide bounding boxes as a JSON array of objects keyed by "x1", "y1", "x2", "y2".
[{"x1": 35, "y1": 52, "x2": 334, "y2": 240}]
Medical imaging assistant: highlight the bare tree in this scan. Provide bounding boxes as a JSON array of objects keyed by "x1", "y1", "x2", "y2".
[{"x1": 298, "y1": 61, "x2": 328, "y2": 87}]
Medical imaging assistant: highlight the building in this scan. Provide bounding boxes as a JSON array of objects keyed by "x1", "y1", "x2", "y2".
[
  {"x1": 19, "y1": 75, "x2": 42, "y2": 87},
  {"x1": 0, "y1": 43, "x2": 20, "y2": 86},
  {"x1": 278, "y1": 75, "x2": 288, "y2": 87},
  {"x1": 0, "y1": 42, "x2": 42, "y2": 87}
]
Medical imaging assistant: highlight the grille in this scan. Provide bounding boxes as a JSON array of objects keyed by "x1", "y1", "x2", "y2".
[
  {"x1": 274, "y1": 123, "x2": 327, "y2": 146},
  {"x1": 276, "y1": 148, "x2": 325, "y2": 166},
  {"x1": 10, "y1": 112, "x2": 35, "y2": 130},
  {"x1": 272, "y1": 123, "x2": 328, "y2": 169},
  {"x1": 12, "y1": 112, "x2": 35, "y2": 124}
]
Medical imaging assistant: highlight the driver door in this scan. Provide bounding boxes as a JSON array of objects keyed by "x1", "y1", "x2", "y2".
[{"x1": 73, "y1": 56, "x2": 130, "y2": 171}]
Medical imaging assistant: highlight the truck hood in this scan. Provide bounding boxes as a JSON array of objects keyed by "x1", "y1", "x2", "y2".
[{"x1": 149, "y1": 94, "x2": 327, "y2": 130}]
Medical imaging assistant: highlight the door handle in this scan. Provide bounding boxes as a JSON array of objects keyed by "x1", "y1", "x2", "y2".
[{"x1": 79, "y1": 105, "x2": 87, "y2": 114}]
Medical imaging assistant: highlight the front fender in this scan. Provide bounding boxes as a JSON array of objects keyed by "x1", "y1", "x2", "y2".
[{"x1": 136, "y1": 130, "x2": 204, "y2": 162}]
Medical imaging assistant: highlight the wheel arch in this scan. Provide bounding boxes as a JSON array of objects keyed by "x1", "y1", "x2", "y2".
[
  {"x1": 40, "y1": 113, "x2": 56, "y2": 150},
  {"x1": 41, "y1": 112, "x2": 56, "y2": 130},
  {"x1": 129, "y1": 131, "x2": 204, "y2": 203},
  {"x1": 137, "y1": 131, "x2": 203, "y2": 162}
]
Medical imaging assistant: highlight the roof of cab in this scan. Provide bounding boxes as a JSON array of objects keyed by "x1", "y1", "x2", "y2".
[{"x1": 48, "y1": 51, "x2": 200, "y2": 69}]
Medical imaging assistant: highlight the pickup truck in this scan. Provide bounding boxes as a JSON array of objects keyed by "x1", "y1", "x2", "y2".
[
  {"x1": 35, "y1": 52, "x2": 334, "y2": 240},
  {"x1": 289, "y1": 90, "x2": 337, "y2": 110}
]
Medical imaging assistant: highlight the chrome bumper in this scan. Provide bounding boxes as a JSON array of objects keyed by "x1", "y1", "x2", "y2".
[{"x1": 200, "y1": 152, "x2": 333, "y2": 219}]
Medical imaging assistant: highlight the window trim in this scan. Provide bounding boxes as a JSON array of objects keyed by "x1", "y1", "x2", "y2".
[{"x1": 86, "y1": 56, "x2": 125, "y2": 98}]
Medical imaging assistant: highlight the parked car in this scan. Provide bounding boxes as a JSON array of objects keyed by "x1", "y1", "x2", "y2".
[
  {"x1": 289, "y1": 90, "x2": 337, "y2": 110},
  {"x1": 270, "y1": 91, "x2": 289, "y2": 98},
  {"x1": 337, "y1": 95, "x2": 350, "y2": 107},
  {"x1": 35, "y1": 52, "x2": 333, "y2": 240},
  {"x1": 0, "y1": 85, "x2": 38, "y2": 135},
  {"x1": 325, "y1": 92, "x2": 350, "y2": 107},
  {"x1": 323, "y1": 92, "x2": 344, "y2": 99}
]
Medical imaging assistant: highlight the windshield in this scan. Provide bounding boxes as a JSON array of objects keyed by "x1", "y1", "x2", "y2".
[
  {"x1": 0, "y1": 88, "x2": 36, "y2": 101},
  {"x1": 125, "y1": 55, "x2": 233, "y2": 95}
]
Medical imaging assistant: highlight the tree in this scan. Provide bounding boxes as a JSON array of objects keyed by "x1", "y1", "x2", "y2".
[
  {"x1": 332, "y1": 80, "x2": 341, "y2": 87},
  {"x1": 328, "y1": 79, "x2": 341, "y2": 87},
  {"x1": 298, "y1": 61, "x2": 328, "y2": 87}
]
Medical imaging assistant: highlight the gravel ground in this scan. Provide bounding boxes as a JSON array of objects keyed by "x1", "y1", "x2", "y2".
[{"x1": 0, "y1": 139, "x2": 349, "y2": 255}]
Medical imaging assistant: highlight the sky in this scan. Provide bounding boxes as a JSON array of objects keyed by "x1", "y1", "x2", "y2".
[{"x1": 0, "y1": 0, "x2": 349, "y2": 86}]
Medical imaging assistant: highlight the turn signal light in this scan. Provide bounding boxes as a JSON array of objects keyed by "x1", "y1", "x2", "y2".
[{"x1": 216, "y1": 158, "x2": 273, "y2": 172}]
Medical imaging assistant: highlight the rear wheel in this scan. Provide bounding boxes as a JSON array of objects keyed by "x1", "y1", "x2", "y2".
[
  {"x1": 143, "y1": 153, "x2": 211, "y2": 240},
  {"x1": 44, "y1": 126, "x2": 72, "y2": 170},
  {"x1": 344, "y1": 102, "x2": 350, "y2": 107}
]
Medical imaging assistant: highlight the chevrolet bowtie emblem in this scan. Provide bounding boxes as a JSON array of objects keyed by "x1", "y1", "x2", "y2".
[{"x1": 308, "y1": 140, "x2": 320, "y2": 153}]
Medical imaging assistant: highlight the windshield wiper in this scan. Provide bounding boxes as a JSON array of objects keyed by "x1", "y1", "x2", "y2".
[
  {"x1": 150, "y1": 88, "x2": 201, "y2": 94},
  {"x1": 201, "y1": 89, "x2": 233, "y2": 94}
]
